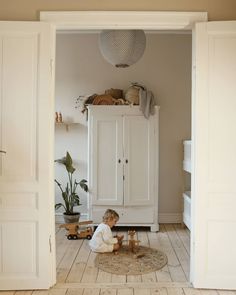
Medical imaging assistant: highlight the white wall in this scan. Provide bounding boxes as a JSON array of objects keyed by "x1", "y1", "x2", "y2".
[{"x1": 55, "y1": 32, "x2": 191, "y2": 221}]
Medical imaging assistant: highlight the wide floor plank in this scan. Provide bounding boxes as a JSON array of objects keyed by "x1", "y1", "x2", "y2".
[
  {"x1": 57, "y1": 239, "x2": 83, "y2": 283},
  {"x1": 164, "y1": 224, "x2": 190, "y2": 280},
  {"x1": 81, "y1": 250, "x2": 99, "y2": 283},
  {"x1": 100, "y1": 289, "x2": 117, "y2": 295},
  {"x1": 148, "y1": 226, "x2": 186, "y2": 282},
  {"x1": 173, "y1": 224, "x2": 190, "y2": 255},
  {"x1": 83, "y1": 289, "x2": 100, "y2": 295},
  {"x1": 118, "y1": 288, "x2": 134, "y2": 295},
  {"x1": 66, "y1": 239, "x2": 91, "y2": 282}
]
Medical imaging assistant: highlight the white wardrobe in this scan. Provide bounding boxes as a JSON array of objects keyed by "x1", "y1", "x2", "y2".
[{"x1": 88, "y1": 105, "x2": 159, "y2": 231}]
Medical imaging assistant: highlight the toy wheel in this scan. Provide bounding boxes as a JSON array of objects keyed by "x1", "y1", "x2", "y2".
[
  {"x1": 87, "y1": 235, "x2": 92, "y2": 240},
  {"x1": 67, "y1": 235, "x2": 72, "y2": 240},
  {"x1": 73, "y1": 235, "x2": 78, "y2": 240}
]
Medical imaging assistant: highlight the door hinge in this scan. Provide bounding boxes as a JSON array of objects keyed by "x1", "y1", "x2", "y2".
[{"x1": 49, "y1": 235, "x2": 52, "y2": 253}]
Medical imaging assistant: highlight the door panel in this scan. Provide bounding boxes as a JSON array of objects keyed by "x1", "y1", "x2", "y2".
[
  {"x1": 0, "y1": 22, "x2": 55, "y2": 290},
  {"x1": 1, "y1": 34, "x2": 38, "y2": 180},
  {"x1": 89, "y1": 112, "x2": 123, "y2": 205},
  {"x1": 2, "y1": 222, "x2": 36, "y2": 273},
  {"x1": 192, "y1": 21, "x2": 236, "y2": 289},
  {"x1": 123, "y1": 115, "x2": 155, "y2": 206},
  {"x1": 1, "y1": 34, "x2": 37, "y2": 180}
]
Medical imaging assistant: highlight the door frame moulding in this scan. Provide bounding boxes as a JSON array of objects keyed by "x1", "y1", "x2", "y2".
[
  {"x1": 40, "y1": 10, "x2": 208, "y2": 285},
  {"x1": 40, "y1": 11, "x2": 207, "y2": 31}
]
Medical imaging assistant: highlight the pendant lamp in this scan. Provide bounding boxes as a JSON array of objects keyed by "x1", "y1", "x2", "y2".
[{"x1": 99, "y1": 30, "x2": 146, "y2": 68}]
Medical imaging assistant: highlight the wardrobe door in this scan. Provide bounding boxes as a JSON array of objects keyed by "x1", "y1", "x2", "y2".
[
  {"x1": 89, "y1": 110, "x2": 123, "y2": 205},
  {"x1": 123, "y1": 115, "x2": 155, "y2": 206}
]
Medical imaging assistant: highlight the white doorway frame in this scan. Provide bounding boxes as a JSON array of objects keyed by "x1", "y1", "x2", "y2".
[{"x1": 40, "y1": 10, "x2": 207, "y2": 285}]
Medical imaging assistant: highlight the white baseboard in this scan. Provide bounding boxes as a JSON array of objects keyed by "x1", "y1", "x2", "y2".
[
  {"x1": 158, "y1": 213, "x2": 182, "y2": 223},
  {"x1": 55, "y1": 212, "x2": 182, "y2": 224},
  {"x1": 55, "y1": 212, "x2": 89, "y2": 224}
]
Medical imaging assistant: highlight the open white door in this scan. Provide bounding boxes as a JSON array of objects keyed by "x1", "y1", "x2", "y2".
[
  {"x1": 192, "y1": 21, "x2": 236, "y2": 289},
  {"x1": 0, "y1": 22, "x2": 55, "y2": 289}
]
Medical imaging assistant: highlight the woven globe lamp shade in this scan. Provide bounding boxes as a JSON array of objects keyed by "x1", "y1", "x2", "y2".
[{"x1": 99, "y1": 30, "x2": 146, "y2": 68}]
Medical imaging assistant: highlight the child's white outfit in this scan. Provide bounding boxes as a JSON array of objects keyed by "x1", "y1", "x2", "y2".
[{"x1": 89, "y1": 223, "x2": 118, "y2": 253}]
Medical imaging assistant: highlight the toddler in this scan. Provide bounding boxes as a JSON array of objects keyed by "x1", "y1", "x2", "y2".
[{"x1": 89, "y1": 209, "x2": 124, "y2": 252}]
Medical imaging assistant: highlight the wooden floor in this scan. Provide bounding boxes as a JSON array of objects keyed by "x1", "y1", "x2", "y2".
[
  {"x1": 55, "y1": 223, "x2": 190, "y2": 285},
  {"x1": 2, "y1": 224, "x2": 236, "y2": 295}
]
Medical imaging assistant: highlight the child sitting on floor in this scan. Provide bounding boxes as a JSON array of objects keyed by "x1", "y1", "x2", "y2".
[{"x1": 89, "y1": 209, "x2": 124, "y2": 253}]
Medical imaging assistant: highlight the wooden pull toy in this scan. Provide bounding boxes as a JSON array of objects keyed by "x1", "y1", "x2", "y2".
[{"x1": 60, "y1": 220, "x2": 93, "y2": 240}]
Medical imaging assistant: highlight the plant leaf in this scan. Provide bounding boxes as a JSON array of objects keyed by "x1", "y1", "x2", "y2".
[
  {"x1": 55, "y1": 152, "x2": 76, "y2": 174},
  {"x1": 54, "y1": 156, "x2": 67, "y2": 165},
  {"x1": 73, "y1": 195, "x2": 81, "y2": 206},
  {"x1": 55, "y1": 203, "x2": 64, "y2": 210},
  {"x1": 65, "y1": 152, "x2": 76, "y2": 173},
  {"x1": 79, "y1": 179, "x2": 88, "y2": 192}
]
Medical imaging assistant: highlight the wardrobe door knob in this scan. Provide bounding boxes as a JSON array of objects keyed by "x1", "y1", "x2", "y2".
[
  {"x1": 125, "y1": 159, "x2": 128, "y2": 163},
  {"x1": 118, "y1": 159, "x2": 121, "y2": 163},
  {"x1": 0, "y1": 150, "x2": 6, "y2": 154}
]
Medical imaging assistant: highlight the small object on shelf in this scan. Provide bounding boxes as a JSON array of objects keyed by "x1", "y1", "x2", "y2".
[
  {"x1": 55, "y1": 112, "x2": 59, "y2": 123},
  {"x1": 58, "y1": 112, "x2": 63, "y2": 123}
]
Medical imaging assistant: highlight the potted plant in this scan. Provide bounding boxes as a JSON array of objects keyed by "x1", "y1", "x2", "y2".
[{"x1": 54, "y1": 151, "x2": 88, "y2": 223}]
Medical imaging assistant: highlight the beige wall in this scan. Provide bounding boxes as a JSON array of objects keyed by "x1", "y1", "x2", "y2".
[
  {"x1": 0, "y1": 0, "x2": 236, "y2": 21},
  {"x1": 55, "y1": 33, "x2": 191, "y2": 217}
]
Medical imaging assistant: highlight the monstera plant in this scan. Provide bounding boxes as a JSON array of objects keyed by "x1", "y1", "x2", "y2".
[{"x1": 54, "y1": 151, "x2": 88, "y2": 223}]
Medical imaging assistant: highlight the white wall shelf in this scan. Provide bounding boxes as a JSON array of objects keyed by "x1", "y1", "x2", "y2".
[{"x1": 55, "y1": 122, "x2": 79, "y2": 131}]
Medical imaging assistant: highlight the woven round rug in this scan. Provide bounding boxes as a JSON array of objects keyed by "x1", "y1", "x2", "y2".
[{"x1": 94, "y1": 245, "x2": 168, "y2": 275}]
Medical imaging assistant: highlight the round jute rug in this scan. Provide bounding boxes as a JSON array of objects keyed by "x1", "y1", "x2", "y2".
[{"x1": 94, "y1": 245, "x2": 168, "y2": 275}]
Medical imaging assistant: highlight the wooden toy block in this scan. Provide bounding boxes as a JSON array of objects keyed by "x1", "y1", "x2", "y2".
[{"x1": 128, "y1": 230, "x2": 140, "y2": 253}]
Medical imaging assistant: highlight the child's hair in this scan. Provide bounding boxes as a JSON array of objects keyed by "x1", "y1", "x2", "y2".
[{"x1": 103, "y1": 209, "x2": 119, "y2": 223}]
